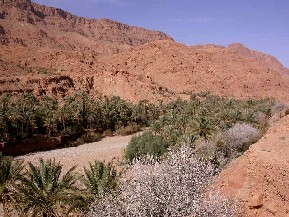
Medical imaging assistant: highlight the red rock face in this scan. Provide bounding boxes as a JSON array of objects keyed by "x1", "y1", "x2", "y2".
[
  {"x1": 0, "y1": 0, "x2": 173, "y2": 51},
  {"x1": 227, "y1": 43, "x2": 289, "y2": 79},
  {"x1": 0, "y1": 0, "x2": 289, "y2": 103}
]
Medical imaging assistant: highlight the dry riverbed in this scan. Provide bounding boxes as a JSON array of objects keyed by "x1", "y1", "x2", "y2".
[{"x1": 15, "y1": 132, "x2": 141, "y2": 173}]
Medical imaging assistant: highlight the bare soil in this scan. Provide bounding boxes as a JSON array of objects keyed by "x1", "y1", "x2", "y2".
[{"x1": 15, "y1": 133, "x2": 141, "y2": 173}]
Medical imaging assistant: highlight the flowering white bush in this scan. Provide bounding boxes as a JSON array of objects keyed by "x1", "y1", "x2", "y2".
[{"x1": 88, "y1": 145, "x2": 237, "y2": 217}]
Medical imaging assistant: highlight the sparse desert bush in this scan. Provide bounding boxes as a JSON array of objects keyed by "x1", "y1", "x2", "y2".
[
  {"x1": 224, "y1": 123, "x2": 261, "y2": 152},
  {"x1": 197, "y1": 192, "x2": 238, "y2": 217},
  {"x1": 115, "y1": 123, "x2": 140, "y2": 136},
  {"x1": 102, "y1": 129, "x2": 113, "y2": 137},
  {"x1": 189, "y1": 123, "x2": 261, "y2": 169},
  {"x1": 77, "y1": 131, "x2": 102, "y2": 144},
  {"x1": 125, "y1": 131, "x2": 169, "y2": 163},
  {"x1": 212, "y1": 123, "x2": 261, "y2": 167},
  {"x1": 88, "y1": 145, "x2": 237, "y2": 217},
  {"x1": 270, "y1": 101, "x2": 288, "y2": 115}
]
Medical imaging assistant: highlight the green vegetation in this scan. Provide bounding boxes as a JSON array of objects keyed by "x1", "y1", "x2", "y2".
[
  {"x1": 125, "y1": 132, "x2": 169, "y2": 163},
  {"x1": 13, "y1": 159, "x2": 83, "y2": 217},
  {"x1": 39, "y1": 68, "x2": 48, "y2": 75},
  {"x1": 123, "y1": 92, "x2": 275, "y2": 166},
  {"x1": 151, "y1": 93, "x2": 273, "y2": 145},
  {"x1": 82, "y1": 161, "x2": 119, "y2": 199},
  {"x1": 0, "y1": 157, "x2": 120, "y2": 216},
  {"x1": 0, "y1": 91, "x2": 277, "y2": 166},
  {"x1": 0, "y1": 154, "x2": 24, "y2": 216},
  {"x1": 0, "y1": 91, "x2": 282, "y2": 216},
  {"x1": 0, "y1": 92, "x2": 274, "y2": 143},
  {"x1": 141, "y1": 93, "x2": 276, "y2": 168},
  {"x1": 0, "y1": 93, "x2": 156, "y2": 144},
  {"x1": 115, "y1": 123, "x2": 140, "y2": 136}
]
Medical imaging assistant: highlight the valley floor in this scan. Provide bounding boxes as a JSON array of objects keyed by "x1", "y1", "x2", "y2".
[
  {"x1": 3, "y1": 115, "x2": 289, "y2": 216},
  {"x1": 15, "y1": 132, "x2": 142, "y2": 173}
]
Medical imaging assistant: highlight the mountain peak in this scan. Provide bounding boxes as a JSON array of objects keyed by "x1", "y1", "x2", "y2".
[{"x1": 227, "y1": 42, "x2": 249, "y2": 51}]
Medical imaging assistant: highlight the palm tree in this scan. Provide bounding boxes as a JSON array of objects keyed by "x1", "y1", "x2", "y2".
[
  {"x1": 0, "y1": 94, "x2": 11, "y2": 141},
  {"x1": 14, "y1": 158, "x2": 83, "y2": 217},
  {"x1": 36, "y1": 96, "x2": 58, "y2": 135},
  {"x1": 82, "y1": 161, "x2": 119, "y2": 200},
  {"x1": 0, "y1": 154, "x2": 24, "y2": 217}
]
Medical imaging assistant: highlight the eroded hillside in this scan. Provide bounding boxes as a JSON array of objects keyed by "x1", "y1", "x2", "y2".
[
  {"x1": 1, "y1": 0, "x2": 289, "y2": 103},
  {"x1": 213, "y1": 114, "x2": 289, "y2": 216}
]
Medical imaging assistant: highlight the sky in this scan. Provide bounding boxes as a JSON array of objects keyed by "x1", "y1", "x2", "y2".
[{"x1": 33, "y1": 0, "x2": 289, "y2": 68}]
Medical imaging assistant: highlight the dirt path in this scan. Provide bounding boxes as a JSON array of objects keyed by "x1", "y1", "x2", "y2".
[{"x1": 15, "y1": 132, "x2": 141, "y2": 173}]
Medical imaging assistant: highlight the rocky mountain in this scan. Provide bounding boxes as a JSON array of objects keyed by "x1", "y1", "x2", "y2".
[
  {"x1": 227, "y1": 43, "x2": 289, "y2": 79},
  {"x1": 1, "y1": 0, "x2": 289, "y2": 103},
  {"x1": 0, "y1": 0, "x2": 172, "y2": 54},
  {"x1": 90, "y1": 40, "x2": 289, "y2": 102}
]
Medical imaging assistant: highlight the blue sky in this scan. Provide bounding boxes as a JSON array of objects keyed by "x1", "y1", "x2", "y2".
[{"x1": 33, "y1": 0, "x2": 289, "y2": 68}]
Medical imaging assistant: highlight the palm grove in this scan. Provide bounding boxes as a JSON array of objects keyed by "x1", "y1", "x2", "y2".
[{"x1": 0, "y1": 91, "x2": 283, "y2": 216}]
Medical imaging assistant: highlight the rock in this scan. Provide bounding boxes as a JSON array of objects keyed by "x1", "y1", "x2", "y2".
[{"x1": 248, "y1": 194, "x2": 263, "y2": 209}]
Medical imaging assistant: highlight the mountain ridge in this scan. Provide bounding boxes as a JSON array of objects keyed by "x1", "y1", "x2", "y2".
[
  {"x1": 1, "y1": 0, "x2": 289, "y2": 103},
  {"x1": 0, "y1": 0, "x2": 173, "y2": 54}
]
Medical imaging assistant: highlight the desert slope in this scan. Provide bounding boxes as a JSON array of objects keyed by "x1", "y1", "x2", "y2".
[
  {"x1": 92, "y1": 40, "x2": 289, "y2": 102},
  {"x1": 212, "y1": 114, "x2": 289, "y2": 216}
]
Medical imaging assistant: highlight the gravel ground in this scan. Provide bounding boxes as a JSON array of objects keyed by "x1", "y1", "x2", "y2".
[{"x1": 15, "y1": 132, "x2": 141, "y2": 173}]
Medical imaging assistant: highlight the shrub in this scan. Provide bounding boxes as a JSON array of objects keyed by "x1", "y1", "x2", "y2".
[
  {"x1": 270, "y1": 101, "x2": 288, "y2": 115},
  {"x1": 193, "y1": 123, "x2": 261, "y2": 169},
  {"x1": 115, "y1": 123, "x2": 140, "y2": 136},
  {"x1": 125, "y1": 132, "x2": 169, "y2": 163},
  {"x1": 78, "y1": 131, "x2": 102, "y2": 144},
  {"x1": 102, "y1": 129, "x2": 113, "y2": 137},
  {"x1": 224, "y1": 123, "x2": 261, "y2": 152},
  {"x1": 39, "y1": 68, "x2": 48, "y2": 75},
  {"x1": 88, "y1": 145, "x2": 237, "y2": 216},
  {"x1": 216, "y1": 123, "x2": 261, "y2": 167}
]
